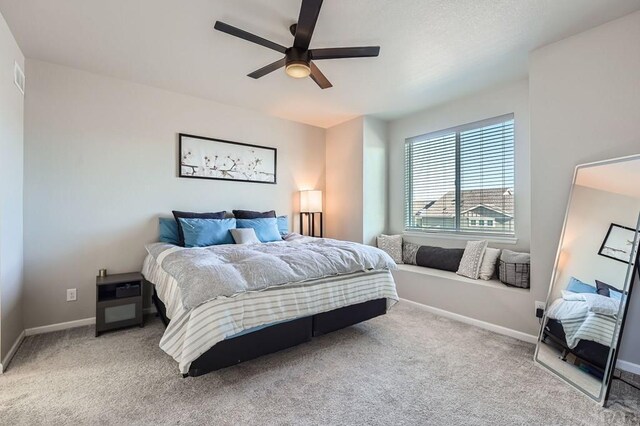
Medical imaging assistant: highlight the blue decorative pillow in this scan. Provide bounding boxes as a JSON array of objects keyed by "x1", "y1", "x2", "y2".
[
  {"x1": 172, "y1": 210, "x2": 226, "y2": 246},
  {"x1": 610, "y1": 289, "x2": 623, "y2": 302},
  {"x1": 566, "y1": 277, "x2": 597, "y2": 294},
  {"x1": 237, "y1": 218, "x2": 282, "y2": 243},
  {"x1": 178, "y1": 218, "x2": 236, "y2": 247},
  {"x1": 159, "y1": 217, "x2": 180, "y2": 245},
  {"x1": 277, "y1": 215, "x2": 289, "y2": 235}
]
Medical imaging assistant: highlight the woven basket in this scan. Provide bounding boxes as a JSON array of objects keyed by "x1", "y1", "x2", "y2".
[{"x1": 499, "y1": 260, "x2": 530, "y2": 288}]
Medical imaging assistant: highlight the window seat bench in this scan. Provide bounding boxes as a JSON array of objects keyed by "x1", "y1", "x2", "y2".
[
  {"x1": 394, "y1": 264, "x2": 526, "y2": 292},
  {"x1": 391, "y1": 264, "x2": 538, "y2": 343}
]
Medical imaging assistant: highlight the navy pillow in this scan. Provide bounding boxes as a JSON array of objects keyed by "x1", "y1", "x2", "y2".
[
  {"x1": 415, "y1": 246, "x2": 465, "y2": 272},
  {"x1": 596, "y1": 280, "x2": 620, "y2": 298},
  {"x1": 172, "y1": 210, "x2": 226, "y2": 246},
  {"x1": 232, "y1": 209, "x2": 276, "y2": 219},
  {"x1": 237, "y1": 218, "x2": 282, "y2": 242},
  {"x1": 159, "y1": 217, "x2": 180, "y2": 245},
  {"x1": 178, "y1": 218, "x2": 236, "y2": 247},
  {"x1": 566, "y1": 277, "x2": 597, "y2": 294}
]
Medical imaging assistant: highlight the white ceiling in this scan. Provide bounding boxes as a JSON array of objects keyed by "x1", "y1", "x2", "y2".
[
  {"x1": 577, "y1": 157, "x2": 640, "y2": 199},
  {"x1": 1, "y1": 0, "x2": 639, "y2": 128}
]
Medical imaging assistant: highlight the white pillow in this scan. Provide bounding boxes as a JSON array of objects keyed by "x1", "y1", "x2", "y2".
[
  {"x1": 457, "y1": 240, "x2": 488, "y2": 279},
  {"x1": 479, "y1": 248, "x2": 501, "y2": 280},
  {"x1": 230, "y1": 228, "x2": 260, "y2": 245},
  {"x1": 376, "y1": 234, "x2": 403, "y2": 264}
]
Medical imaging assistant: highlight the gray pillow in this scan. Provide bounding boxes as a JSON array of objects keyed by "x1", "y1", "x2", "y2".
[
  {"x1": 500, "y1": 249, "x2": 530, "y2": 264},
  {"x1": 402, "y1": 242, "x2": 420, "y2": 265},
  {"x1": 377, "y1": 234, "x2": 403, "y2": 264},
  {"x1": 457, "y1": 240, "x2": 488, "y2": 279},
  {"x1": 479, "y1": 248, "x2": 501, "y2": 280},
  {"x1": 230, "y1": 228, "x2": 261, "y2": 245}
]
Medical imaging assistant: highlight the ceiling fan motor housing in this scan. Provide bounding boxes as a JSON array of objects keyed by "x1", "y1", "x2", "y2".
[{"x1": 285, "y1": 47, "x2": 310, "y2": 67}]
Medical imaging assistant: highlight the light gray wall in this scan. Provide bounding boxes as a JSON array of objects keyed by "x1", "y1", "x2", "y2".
[
  {"x1": 620, "y1": 273, "x2": 640, "y2": 367},
  {"x1": 325, "y1": 117, "x2": 364, "y2": 243},
  {"x1": 529, "y1": 12, "x2": 640, "y2": 366},
  {"x1": 325, "y1": 116, "x2": 389, "y2": 245},
  {"x1": 363, "y1": 116, "x2": 388, "y2": 246},
  {"x1": 0, "y1": 11, "x2": 24, "y2": 363},
  {"x1": 23, "y1": 59, "x2": 326, "y2": 329},
  {"x1": 388, "y1": 78, "x2": 531, "y2": 252},
  {"x1": 387, "y1": 79, "x2": 538, "y2": 335}
]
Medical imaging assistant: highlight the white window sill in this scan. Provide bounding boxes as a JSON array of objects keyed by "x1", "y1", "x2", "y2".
[{"x1": 403, "y1": 230, "x2": 518, "y2": 245}]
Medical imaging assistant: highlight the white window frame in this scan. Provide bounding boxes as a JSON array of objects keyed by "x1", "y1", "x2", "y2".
[{"x1": 404, "y1": 113, "x2": 516, "y2": 241}]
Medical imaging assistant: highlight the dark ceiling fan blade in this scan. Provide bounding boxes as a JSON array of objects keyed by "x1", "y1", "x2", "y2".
[
  {"x1": 214, "y1": 21, "x2": 287, "y2": 53},
  {"x1": 309, "y1": 62, "x2": 332, "y2": 89},
  {"x1": 247, "y1": 58, "x2": 286, "y2": 79},
  {"x1": 310, "y1": 46, "x2": 380, "y2": 60},
  {"x1": 293, "y1": 0, "x2": 323, "y2": 50}
]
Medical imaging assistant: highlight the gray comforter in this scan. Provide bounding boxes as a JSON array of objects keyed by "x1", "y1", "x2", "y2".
[{"x1": 146, "y1": 235, "x2": 396, "y2": 310}]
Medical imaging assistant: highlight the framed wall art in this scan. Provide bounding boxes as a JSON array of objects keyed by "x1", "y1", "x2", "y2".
[
  {"x1": 179, "y1": 133, "x2": 277, "y2": 184},
  {"x1": 598, "y1": 223, "x2": 637, "y2": 263}
]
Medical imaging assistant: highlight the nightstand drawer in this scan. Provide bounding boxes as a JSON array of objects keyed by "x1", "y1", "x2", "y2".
[
  {"x1": 98, "y1": 281, "x2": 141, "y2": 301},
  {"x1": 96, "y1": 298, "x2": 142, "y2": 334}
]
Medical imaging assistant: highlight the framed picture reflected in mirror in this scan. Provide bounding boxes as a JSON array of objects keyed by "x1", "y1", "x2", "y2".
[{"x1": 598, "y1": 223, "x2": 637, "y2": 264}]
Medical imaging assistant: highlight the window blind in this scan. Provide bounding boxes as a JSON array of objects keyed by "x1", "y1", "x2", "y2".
[{"x1": 405, "y1": 114, "x2": 515, "y2": 237}]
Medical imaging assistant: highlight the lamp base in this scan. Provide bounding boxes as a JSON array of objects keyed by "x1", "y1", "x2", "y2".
[{"x1": 300, "y1": 212, "x2": 323, "y2": 237}]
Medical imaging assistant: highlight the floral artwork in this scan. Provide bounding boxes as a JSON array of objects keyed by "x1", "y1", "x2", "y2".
[{"x1": 179, "y1": 134, "x2": 277, "y2": 184}]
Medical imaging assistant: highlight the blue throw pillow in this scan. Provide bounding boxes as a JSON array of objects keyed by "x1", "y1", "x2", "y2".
[
  {"x1": 566, "y1": 277, "x2": 597, "y2": 294},
  {"x1": 159, "y1": 217, "x2": 180, "y2": 245},
  {"x1": 178, "y1": 218, "x2": 236, "y2": 247},
  {"x1": 610, "y1": 289, "x2": 623, "y2": 302},
  {"x1": 277, "y1": 215, "x2": 289, "y2": 235},
  {"x1": 237, "y1": 218, "x2": 282, "y2": 243}
]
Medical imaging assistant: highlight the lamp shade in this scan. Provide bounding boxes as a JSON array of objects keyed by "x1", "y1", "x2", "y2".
[{"x1": 300, "y1": 190, "x2": 322, "y2": 213}]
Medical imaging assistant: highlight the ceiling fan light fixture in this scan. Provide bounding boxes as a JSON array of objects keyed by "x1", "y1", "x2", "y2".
[{"x1": 285, "y1": 61, "x2": 311, "y2": 78}]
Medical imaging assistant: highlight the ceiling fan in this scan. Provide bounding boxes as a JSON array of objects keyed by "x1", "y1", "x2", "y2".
[{"x1": 214, "y1": 0, "x2": 380, "y2": 89}]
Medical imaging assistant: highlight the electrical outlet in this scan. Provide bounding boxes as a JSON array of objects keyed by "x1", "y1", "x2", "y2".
[
  {"x1": 535, "y1": 301, "x2": 545, "y2": 317},
  {"x1": 66, "y1": 288, "x2": 77, "y2": 302}
]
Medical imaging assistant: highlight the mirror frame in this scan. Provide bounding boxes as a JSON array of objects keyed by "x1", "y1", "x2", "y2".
[{"x1": 533, "y1": 154, "x2": 640, "y2": 405}]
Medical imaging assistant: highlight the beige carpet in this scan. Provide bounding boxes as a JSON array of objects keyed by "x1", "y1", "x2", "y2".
[{"x1": 0, "y1": 301, "x2": 638, "y2": 425}]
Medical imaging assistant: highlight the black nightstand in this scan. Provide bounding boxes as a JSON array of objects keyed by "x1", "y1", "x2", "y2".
[{"x1": 95, "y1": 272, "x2": 144, "y2": 337}]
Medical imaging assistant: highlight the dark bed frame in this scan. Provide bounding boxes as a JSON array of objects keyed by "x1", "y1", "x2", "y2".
[
  {"x1": 151, "y1": 287, "x2": 387, "y2": 377},
  {"x1": 542, "y1": 317, "x2": 610, "y2": 377}
]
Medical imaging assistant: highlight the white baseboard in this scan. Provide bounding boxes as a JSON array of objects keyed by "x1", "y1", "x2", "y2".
[
  {"x1": 24, "y1": 308, "x2": 156, "y2": 337},
  {"x1": 616, "y1": 359, "x2": 640, "y2": 375},
  {"x1": 25, "y1": 317, "x2": 96, "y2": 336},
  {"x1": 0, "y1": 330, "x2": 26, "y2": 374},
  {"x1": 399, "y1": 298, "x2": 538, "y2": 344}
]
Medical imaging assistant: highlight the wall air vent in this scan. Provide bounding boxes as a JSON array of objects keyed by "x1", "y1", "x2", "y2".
[{"x1": 14, "y1": 61, "x2": 25, "y2": 95}]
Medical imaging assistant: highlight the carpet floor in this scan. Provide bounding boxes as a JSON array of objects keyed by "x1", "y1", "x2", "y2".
[{"x1": 0, "y1": 301, "x2": 638, "y2": 425}]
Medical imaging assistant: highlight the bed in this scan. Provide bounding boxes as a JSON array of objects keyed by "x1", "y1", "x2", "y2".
[
  {"x1": 542, "y1": 291, "x2": 619, "y2": 376},
  {"x1": 142, "y1": 234, "x2": 399, "y2": 376}
]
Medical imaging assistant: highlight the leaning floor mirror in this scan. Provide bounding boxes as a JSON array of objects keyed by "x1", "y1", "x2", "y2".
[{"x1": 534, "y1": 154, "x2": 640, "y2": 405}]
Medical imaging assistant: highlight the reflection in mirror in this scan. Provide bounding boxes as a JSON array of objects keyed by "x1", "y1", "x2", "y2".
[{"x1": 534, "y1": 155, "x2": 640, "y2": 404}]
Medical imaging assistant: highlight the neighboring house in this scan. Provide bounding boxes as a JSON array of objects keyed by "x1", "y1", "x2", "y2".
[{"x1": 414, "y1": 188, "x2": 514, "y2": 233}]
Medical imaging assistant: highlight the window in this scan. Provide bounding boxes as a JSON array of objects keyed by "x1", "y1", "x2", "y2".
[{"x1": 405, "y1": 114, "x2": 515, "y2": 237}]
